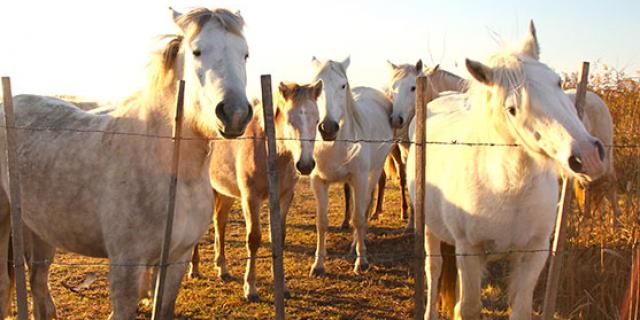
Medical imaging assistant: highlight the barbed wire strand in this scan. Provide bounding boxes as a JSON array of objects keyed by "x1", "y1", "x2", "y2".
[
  {"x1": 1, "y1": 124, "x2": 639, "y2": 149},
  {"x1": 4, "y1": 244, "x2": 634, "y2": 268}
]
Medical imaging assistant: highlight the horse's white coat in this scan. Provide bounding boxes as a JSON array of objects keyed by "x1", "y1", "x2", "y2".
[
  {"x1": 309, "y1": 57, "x2": 393, "y2": 275},
  {"x1": 407, "y1": 22, "x2": 606, "y2": 319},
  {"x1": 0, "y1": 7, "x2": 250, "y2": 319}
]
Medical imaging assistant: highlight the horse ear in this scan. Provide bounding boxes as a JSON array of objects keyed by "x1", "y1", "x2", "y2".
[
  {"x1": 521, "y1": 20, "x2": 540, "y2": 60},
  {"x1": 311, "y1": 56, "x2": 322, "y2": 69},
  {"x1": 465, "y1": 59, "x2": 494, "y2": 85},
  {"x1": 386, "y1": 60, "x2": 398, "y2": 71},
  {"x1": 169, "y1": 7, "x2": 182, "y2": 26},
  {"x1": 341, "y1": 56, "x2": 351, "y2": 69},
  {"x1": 278, "y1": 82, "x2": 291, "y2": 100},
  {"x1": 416, "y1": 59, "x2": 423, "y2": 73},
  {"x1": 432, "y1": 64, "x2": 440, "y2": 73},
  {"x1": 311, "y1": 80, "x2": 323, "y2": 100}
]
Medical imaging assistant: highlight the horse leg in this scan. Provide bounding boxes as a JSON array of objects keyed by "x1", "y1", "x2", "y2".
[
  {"x1": 25, "y1": 229, "x2": 57, "y2": 320},
  {"x1": 351, "y1": 173, "x2": 371, "y2": 274},
  {"x1": 508, "y1": 238, "x2": 548, "y2": 320},
  {"x1": 242, "y1": 196, "x2": 262, "y2": 301},
  {"x1": 341, "y1": 183, "x2": 351, "y2": 230},
  {"x1": 310, "y1": 176, "x2": 329, "y2": 277},
  {"x1": 188, "y1": 243, "x2": 201, "y2": 279},
  {"x1": 0, "y1": 191, "x2": 11, "y2": 319},
  {"x1": 150, "y1": 251, "x2": 191, "y2": 319},
  {"x1": 425, "y1": 231, "x2": 443, "y2": 320},
  {"x1": 107, "y1": 264, "x2": 146, "y2": 319},
  {"x1": 278, "y1": 188, "x2": 295, "y2": 298},
  {"x1": 370, "y1": 171, "x2": 386, "y2": 221},
  {"x1": 454, "y1": 242, "x2": 484, "y2": 320},
  {"x1": 399, "y1": 158, "x2": 409, "y2": 220},
  {"x1": 213, "y1": 193, "x2": 234, "y2": 281}
]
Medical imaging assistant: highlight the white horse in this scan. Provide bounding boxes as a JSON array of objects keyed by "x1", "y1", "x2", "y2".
[
  {"x1": 407, "y1": 22, "x2": 606, "y2": 319},
  {"x1": 309, "y1": 57, "x2": 393, "y2": 275},
  {"x1": 0, "y1": 7, "x2": 252, "y2": 319},
  {"x1": 340, "y1": 59, "x2": 427, "y2": 228},
  {"x1": 191, "y1": 81, "x2": 322, "y2": 301}
]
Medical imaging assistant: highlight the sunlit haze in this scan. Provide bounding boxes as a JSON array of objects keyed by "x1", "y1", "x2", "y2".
[{"x1": 1, "y1": 0, "x2": 638, "y2": 101}]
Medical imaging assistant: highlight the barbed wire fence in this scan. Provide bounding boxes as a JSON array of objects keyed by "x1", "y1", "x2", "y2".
[{"x1": 0, "y1": 63, "x2": 638, "y2": 319}]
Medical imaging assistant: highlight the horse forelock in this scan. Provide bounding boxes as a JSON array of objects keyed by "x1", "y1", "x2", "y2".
[
  {"x1": 468, "y1": 52, "x2": 528, "y2": 112},
  {"x1": 177, "y1": 8, "x2": 245, "y2": 40}
]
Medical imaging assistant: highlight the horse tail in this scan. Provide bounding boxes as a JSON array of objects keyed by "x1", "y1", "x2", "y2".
[
  {"x1": 384, "y1": 144, "x2": 401, "y2": 179},
  {"x1": 437, "y1": 242, "x2": 457, "y2": 318}
]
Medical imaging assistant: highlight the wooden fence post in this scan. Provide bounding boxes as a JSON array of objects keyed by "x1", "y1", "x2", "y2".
[
  {"x1": 541, "y1": 61, "x2": 589, "y2": 320},
  {"x1": 260, "y1": 75, "x2": 286, "y2": 320},
  {"x1": 151, "y1": 80, "x2": 185, "y2": 320},
  {"x1": 2, "y1": 77, "x2": 29, "y2": 320},
  {"x1": 414, "y1": 75, "x2": 428, "y2": 320}
]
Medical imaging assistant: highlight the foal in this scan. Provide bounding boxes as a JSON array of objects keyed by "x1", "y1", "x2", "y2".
[{"x1": 191, "y1": 81, "x2": 322, "y2": 301}]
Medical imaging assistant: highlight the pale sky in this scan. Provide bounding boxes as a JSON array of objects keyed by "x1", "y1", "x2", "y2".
[{"x1": 1, "y1": 0, "x2": 638, "y2": 101}]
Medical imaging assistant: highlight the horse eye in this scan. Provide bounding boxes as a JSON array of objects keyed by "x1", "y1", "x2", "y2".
[
  {"x1": 192, "y1": 49, "x2": 201, "y2": 57},
  {"x1": 341, "y1": 84, "x2": 347, "y2": 89},
  {"x1": 410, "y1": 86, "x2": 416, "y2": 92},
  {"x1": 507, "y1": 106, "x2": 517, "y2": 116},
  {"x1": 557, "y1": 80, "x2": 562, "y2": 88},
  {"x1": 245, "y1": 53, "x2": 249, "y2": 60}
]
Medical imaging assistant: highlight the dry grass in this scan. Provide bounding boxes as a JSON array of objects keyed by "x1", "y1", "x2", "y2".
[{"x1": 7, "y1": 69, "x2": 640, "y2": 319}]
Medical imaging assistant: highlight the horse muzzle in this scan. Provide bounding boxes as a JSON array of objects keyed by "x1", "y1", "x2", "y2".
[
  {"x1": 296, "y1": 159, "x2": 316, "y2": 175},
  {"x1": 567, "y1": 139, "x2": 605, "y2": 181},
  {"x1": 215, "y1": 99, "x2": 253, "y2": 139},
  {"x1": 390, "y1": 115, "x2": 404, "y2": 129}
]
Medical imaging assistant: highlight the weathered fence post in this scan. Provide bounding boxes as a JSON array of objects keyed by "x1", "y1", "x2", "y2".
[
  {"x1": 2, "y1": 77, "x2": 29, "y2": 320},
  {"x1": 260, "y1": 74, "x2": 286, "y2": 320},
  {"x1": 151, "y1": 80, "x2": 185, "y2": 320},
  {"x1": 541, "y1": 61, "x2": 590, "y2": 320},
  {"x1": 414, "y1": 75, "x2": 428, "y2": 319}
]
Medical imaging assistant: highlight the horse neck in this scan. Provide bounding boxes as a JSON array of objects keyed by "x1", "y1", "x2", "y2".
[
  {"x1": 336, "y1": 90, "x2": 361, "y2": 140},
  {"x1": 250, "y1": 103, "x2": 292, "y2": 160},
  {"x1": 466, "y1": 104, "x2": 550, "y2": 191},
  {"x1": 438, "y1": 71, "x2": 470, "y2": 92},
  {"x1": 116, "y1": 92, "x2": 212, "y2": 181}
]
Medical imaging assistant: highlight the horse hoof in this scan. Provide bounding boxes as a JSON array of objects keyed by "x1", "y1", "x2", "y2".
[
  {"x1": 188, "y1": 271, "x2": 202, "y2": 280},
  {"x1": 354, "y1": 262, "x2": 370, "y2": 275},
  {"x1": 284, "y1": 290, "x2": 292, "y2": 299},
  {"x1": 309, "y1": 267, "x2": 326, "y2": 277},
  {"x1": 219, "y1": 273, "x2": 233, "y2": 282},
  {"x1": 245, "y1": 292, "x2": 260, "y2": 302},
  {"x1": 339, "y1": 222, "x2": 350, "y2": 230},
  {"x1": 369, "y1": 213, "x2": 380, "y2": 221}
]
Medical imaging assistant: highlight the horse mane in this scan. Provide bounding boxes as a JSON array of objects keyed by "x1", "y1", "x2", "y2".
[{"x1": 435, "y1": 69, "x2": 470, "y2": 92}]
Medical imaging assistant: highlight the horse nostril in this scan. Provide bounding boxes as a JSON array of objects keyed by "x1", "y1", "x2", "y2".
[
  {"x1": 215, "y1": 101, "x2": 226, "y2": 121},
  {"x1": 398, "y1": 116, "x2": 404, "y2": 126},
  {"x1": 594, "y1": 140, "x2": 605, "y2": 161},
  {"x1": 310, "y1": 159, "x2": 316, "y2": 171},
  {"x1": 318, "y1": 122, "x2": 326, "y2": 134},
  {"x1": 568, "y1": 155, "x2": 584, "y2": 173}
]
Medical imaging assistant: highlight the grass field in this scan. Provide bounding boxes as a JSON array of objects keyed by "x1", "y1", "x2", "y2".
[{"x1": 8, "y1": 69, "x2": 640, "y2": 319}]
